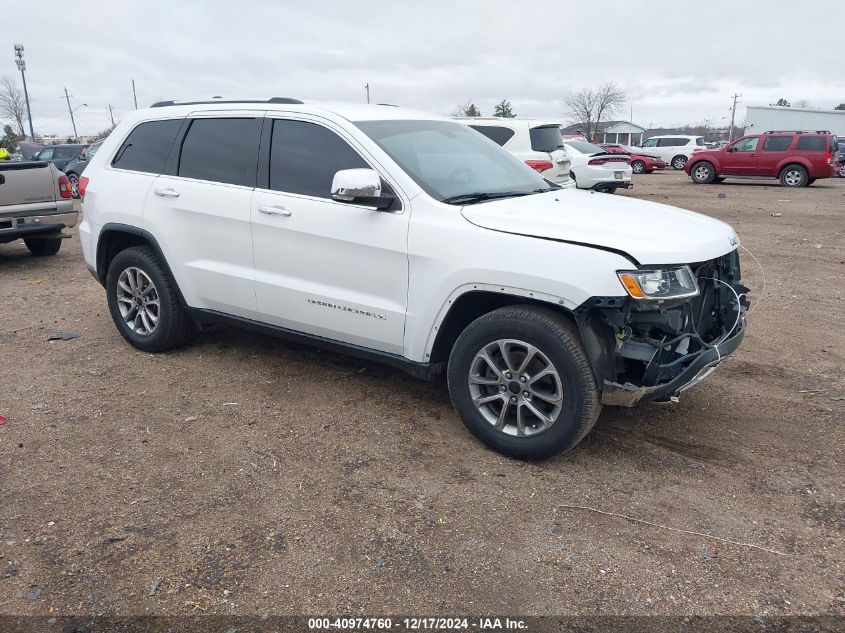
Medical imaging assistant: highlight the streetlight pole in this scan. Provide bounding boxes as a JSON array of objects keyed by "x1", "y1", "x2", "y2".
[
  {"x1": 62, "y1": 88, "x2": 87, "y2": 141},
  {"x1": 365, "y1": 83, "x2": 370, "y2": 104},
  {"x1": 13, "y1": 44, "x2": 35, "y2": 141}
]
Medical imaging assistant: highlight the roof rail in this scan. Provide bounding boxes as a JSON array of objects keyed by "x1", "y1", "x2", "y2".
[
  {"x1": 150, "y1": 97, "x2": 304, "y2": 108},
  {"x1": 763, "y1": 130, "x2": 830, "y2": 134}
]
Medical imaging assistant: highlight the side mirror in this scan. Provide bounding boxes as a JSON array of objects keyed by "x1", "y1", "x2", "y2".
[{"x1": 331, "y1": 168, "x2": 394, "y2": 210}]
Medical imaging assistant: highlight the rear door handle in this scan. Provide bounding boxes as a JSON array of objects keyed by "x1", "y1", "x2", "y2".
[
  {"x1": 258, "y1": 204, "x2": 291, "y2": 217},
  {"x1": 153, "y1": 187, "x2": 180, "y2": 198}
]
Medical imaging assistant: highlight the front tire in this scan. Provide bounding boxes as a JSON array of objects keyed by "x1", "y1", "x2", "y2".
[
  {"x1": 671, "y1": 155, "x2": 688, "y2": 170},
  {"x1": 779, "y1": 164, "x2": 808, "y2": 187},
  {"x1": 447, "y1": 306, "x2": 601, "y2": 460},
  {"x1": 24, "y1": 236, "x2": 62, "y2": 256},
  {"x1": 631, "y1": 160, "x2": 646, "y2": 174},
  {"x1": 690, "y1": 161, "x2": 716, "y2": 184},
  {"x1": 106, "y1": 246, "x2": 195, "y2": 352}
]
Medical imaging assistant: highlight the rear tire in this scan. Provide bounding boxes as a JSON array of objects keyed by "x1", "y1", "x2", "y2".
[
  {"x1": 690, "y1": 161, "x2": 716, "y2": 184},
  {"x1": 447, "y1": 305, "x2": 601, "y2": 460},
  {"x1": 779, "y1": 164, "x2": 808, "y2": 187},
  {"x1": 671, "y1": 155, "x2": 688, "y2": 170},
  {"x1": 838, "y1": 164, "x2": 845, "y2": 178},
  {"x1": 806, "y1": 178, "x2": 816, "y2": 186},
  {"x1": 106, "y1": 246, "x2": 195, "y2": 352},
  {"x1": 631, "y1": 160, "x2": 646, "y2": 174},
  {"x1": 24, "y1": 236, "x2": 62, "y2": 256}
]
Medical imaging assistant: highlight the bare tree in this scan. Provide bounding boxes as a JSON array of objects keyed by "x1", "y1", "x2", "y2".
[
  {"x1": 565, "y1": 82, "x2": 626, "y2": 141},
  {"x1": 453, "y1": 99, "x2": 481, "y2": 117},
  {"x1": 0, "y1": 77, "x2": 27, "y2": 138}
]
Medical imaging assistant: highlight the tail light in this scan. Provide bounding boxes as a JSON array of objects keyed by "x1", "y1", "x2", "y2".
[
  {"x1": 825, "y1": 151, "x2": 832, "y2": 165},
  {"x1": 58, "y1": 175, "x2": 72, "y2": 199},
  {"x1": 525, "y1": 159, "x2": 553, "y2": 173},
  {"x1": 78, "y1": 176, "x2": 90, "y2": 198},
  {"x1": 589, "y1": 157, "x2": 629, "y2": 166}
]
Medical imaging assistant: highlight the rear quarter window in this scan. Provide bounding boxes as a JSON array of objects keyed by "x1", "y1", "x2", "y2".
[
  {"x1": 469, "y1": 125, "x2": 516, "y2": 147},
  {"x1": 795, "y1": 136, "x2": 827, "y2": 151},
  {"x1": 112, "y1": 119, "x2": 183, "y2": 174}
]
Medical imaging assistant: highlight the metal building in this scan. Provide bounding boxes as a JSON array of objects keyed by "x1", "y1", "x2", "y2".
[{"x1": 745, "y1": 105, "x2": 845, "y2": 137}]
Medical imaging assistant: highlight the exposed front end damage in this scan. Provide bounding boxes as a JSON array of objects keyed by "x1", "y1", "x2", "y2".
[{"x1": 575, "y1": 249, "x2": 749, "y2": 406}]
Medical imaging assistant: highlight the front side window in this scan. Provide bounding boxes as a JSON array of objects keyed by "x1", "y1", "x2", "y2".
[
  {"x1": 469, "y1": 125, "x2": 515, "y2": 147},
  {"x1": 641, "y1": 138, "x2": 657, "y2": 148},
  {"x1": 37, "y1": 147, "x2": 55, "y2": 160},
  {"x1": 178, "y1": 118, "x2": 261, "y2": 187},
  {"x1": 269, "y1": 119, "x2": 368, "y2": 198},
  {"x1": 529, "y1": 126, "x2": 565, "y2": 153},
  {"x1": 763, "y1": 136, "x2": 792, "y2": 152},
  {"x1": 795, "y1": 136, "x2": 826, "y2": 151},
  {"x1": 356, "y1": 120, "x2": 549, "y2": 201},
  {"x1": 112, "y1": 119, "x2": 183, "y2": 174},
  {"x1": 732, "y1": 137, "x2": 759, "y2": 152}
]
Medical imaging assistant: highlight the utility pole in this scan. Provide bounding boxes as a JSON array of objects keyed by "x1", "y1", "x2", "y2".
[
  {"x1": 108, "y1": 104, "x2": 115, "y2": 126},
  {"x1": 728, "y1": 93, "x2": 741, "y2": 143},
  {"x1": 62, "y1": 88, "x2": 86, "y2": 141},
  {"x1": 365, "y1": 83, "x2": 370, "y2": 104},
  {"x1": 132, "y1": 78, "x2": 138, "y2": 109},
  {"x1": 13, "y1": 45, "x2": 35, "y2": 141}
]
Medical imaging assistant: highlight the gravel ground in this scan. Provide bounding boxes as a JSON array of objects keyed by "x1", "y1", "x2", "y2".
[{"x1": 1, "y1": 173, "x2": 843, "y2": 618}]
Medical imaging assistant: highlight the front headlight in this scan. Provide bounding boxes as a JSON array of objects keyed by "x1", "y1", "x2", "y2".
[{"x1": 617, "y1": 266, "x2": 699, "y2": 300}]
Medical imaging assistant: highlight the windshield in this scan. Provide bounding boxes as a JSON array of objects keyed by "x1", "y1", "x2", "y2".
[
  {"x1": 564, "y1": 140, "x2": 606, "y2": 155},
  {"x1": 356, "y1": 120, "x2": 551, "y2": 202}
]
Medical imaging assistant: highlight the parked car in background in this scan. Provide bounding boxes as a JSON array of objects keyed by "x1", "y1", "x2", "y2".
[
  {"x1": 454, "y1": 118, "x2": 573, "y2": 187},
  {"x1": 598, "y1": 143, "x2": 667, "y2": 173},
  {"x1": 0, "y1": 159, "x2": 76, "y2": 255},
  {"x1": 32, "y1": 144, "x2": 87, "y2": 172},
  {"x1": 63, "y1": 140, "x2": 104, "y2": 197},
  {"x1": 78, "y1": 99, "x2": 747, "y2": 459},
  {"x1": 637, "y1": 135, "x2": 705, "y2": 170},
  {"x1": 562, "y1": 140, "x2": 632, "y2": 192},
  {"x1": 685, "y1": 130, "x2": 839, "y2": 187}
]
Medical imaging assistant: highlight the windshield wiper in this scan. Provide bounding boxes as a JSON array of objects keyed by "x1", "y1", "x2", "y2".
[{"x1": 441, "y1": 190, "x2": 545, "y2": 206}]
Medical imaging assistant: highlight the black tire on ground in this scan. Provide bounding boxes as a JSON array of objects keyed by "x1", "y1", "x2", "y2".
[
  {"x1": 106, "y1": 245, "x2": 195, "y2": 352},
  {"x1": 631, "y1": 160, "x2": 646, "y2": 174},
  {"x1": 447, "y1": 305, "x2": 601, "y2": 460},
  {"x1": 838, "y1": 164, "x2": 845, "y2": 178},
  {"x1": 714, "y1": 177, "x2": 725, "y2": 183},
  {"x1": 24, "y1": 236, "x2": 62, "y2": 256},
  {"x1": 671, "y1": 155, "x2": 688, "y2": 170},
  {"x1": 67, "y1": 173, "x2": 80, "y2": 198},
  {"x1": 807, "y1": 178, "x2": 816, "y2": 186},
  {"x1": 690, "y1": 161, "x2": 716, "y2": 184},
  {"x1": 779, "y1": 164, "x2": 808, "y2": 187},
  {"x1": 570, "y1": 171, "x2": 577, "y2": 187}
]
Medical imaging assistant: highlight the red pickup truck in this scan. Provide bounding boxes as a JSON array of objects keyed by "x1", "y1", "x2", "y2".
[{"x1": 685, "y1": 130, "x2": 839, "y2": 187}]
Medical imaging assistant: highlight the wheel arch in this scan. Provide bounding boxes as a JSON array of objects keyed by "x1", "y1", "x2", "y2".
[
  {"x1": 426, "y1": 288, "x2": 579, "y2": 366},
  {"x1": 96, "y1": 223, "x2": 188, "y2": 307},
  {"x1": 777, "y1": 158, "x2": 812, "y2": 176}
]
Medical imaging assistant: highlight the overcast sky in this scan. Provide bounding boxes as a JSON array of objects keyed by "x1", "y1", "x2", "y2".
[{"x1": 4, "y1": 0, "x2": 844, "y2": 137}]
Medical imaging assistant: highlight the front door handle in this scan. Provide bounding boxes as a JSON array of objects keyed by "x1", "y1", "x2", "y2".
[
  {"x1": 258, "y1": 204, "x2": 291, "y2": 217},
  {"x1": 153, "y1": 187, "x2": 180, "y2": 198}
]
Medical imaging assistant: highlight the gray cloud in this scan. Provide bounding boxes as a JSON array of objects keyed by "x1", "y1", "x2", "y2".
[{"x1": 3, "y1": 0, "x2": 843, "y2": 136}]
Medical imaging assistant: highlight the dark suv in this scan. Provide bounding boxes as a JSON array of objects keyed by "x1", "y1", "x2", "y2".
[
  {"x1": 685, "y1": 131, "x2": 838, "y2": 187},
  {"x1": 63, "y1": 140, "x2": 103, "y2": 197},
  {"x1": 32, "y1": 144, "x2": 87, "y2": 172}
]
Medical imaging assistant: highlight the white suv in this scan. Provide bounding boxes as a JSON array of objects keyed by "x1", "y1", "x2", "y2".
[
  {"x1": 637, "y1": 135, "x2": 706, "y2": 170},
  {"x1": 79, "y1": 99, "x2": 748, "y2": 459},
  {"x1": 453, "y1": 117, "x2": 573, "y2": 187}
]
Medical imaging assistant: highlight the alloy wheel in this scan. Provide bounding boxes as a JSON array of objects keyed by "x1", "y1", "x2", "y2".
[
  {"x1": 783, "y1": 169, "x2": 803, "y2": 186},
  {"x1": 467, "y1": 339, "x2": 563, "y2": 437},
  {"x1": 693, "y1": 164, "x2": 711, "y2": 182},
  {"x1": 116, "y1": 267, "x2": 160, "y2": 336},
  {"x1": 68, "y1": 174, "x2": 79, "y2": 197},
  {"x1": 673, "y1": 156, "x2": 687, "y2": 169}
]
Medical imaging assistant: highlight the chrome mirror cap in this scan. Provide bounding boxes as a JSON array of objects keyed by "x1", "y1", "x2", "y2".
[{"x1": 331, "y1": 168, "x2": 381, "y2": 202}]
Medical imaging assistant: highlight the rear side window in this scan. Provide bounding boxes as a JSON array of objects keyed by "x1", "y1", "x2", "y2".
[
  {"x1": 529, "y1": 126, "x2": 565, "y2": 153},
  {"x1": 269, "y1": 119, "x2": 368, "y2": 198},
  {"x1": 795, "y1": 136, "x2": 826, "y2": 151},
  {"x1": 763, "y1": 136, "x2": 792, "y2": 152},
  {"x1": 112, "y1": 119, "x2": 182, "y2": 174},
  {"x1": 177, "y1": 118, "x2": 261, "y2": 187},
  {"x1": 469, "y1": 125, "x2": 515, "y2": 146},
  {"x1": 657, "y1": 138, "x2": 682, "y2": 147},
  {"x1": 54, "y1": 147, "x2": 79, "y2": 159},
  {"x1": 695, "y1": 138, "x2": 705, "y2": 146}
]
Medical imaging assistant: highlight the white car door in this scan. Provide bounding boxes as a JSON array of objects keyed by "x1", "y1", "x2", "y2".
[
  {"x1": 251, "y1": 116, "x2": 410, "y2": 355},
  {"x1": 142, "y1": 114, "x2": 262, "y2": 320}
]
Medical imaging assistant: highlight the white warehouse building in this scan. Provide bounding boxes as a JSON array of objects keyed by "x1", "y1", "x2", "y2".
[{"x1": 745, "y1": 105, "x2": 845, "y2": 137}]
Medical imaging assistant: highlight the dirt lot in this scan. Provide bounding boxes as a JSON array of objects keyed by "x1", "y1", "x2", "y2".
[{"x1": 1, "y1": 173, "x2": 844, "y2": 618}]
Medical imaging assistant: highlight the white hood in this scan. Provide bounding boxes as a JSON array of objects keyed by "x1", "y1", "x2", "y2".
[{"x1": 460, "y1": 189, "x2": 740, "y2": 265}]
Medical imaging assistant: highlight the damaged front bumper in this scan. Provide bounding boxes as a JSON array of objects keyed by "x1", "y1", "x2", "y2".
[
  {"x1": 601, "y1": 318, "x2": 745, "y2": 406},
  {"x1": 575, "y1": 249, "x2": 749, "y2": 408}
]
